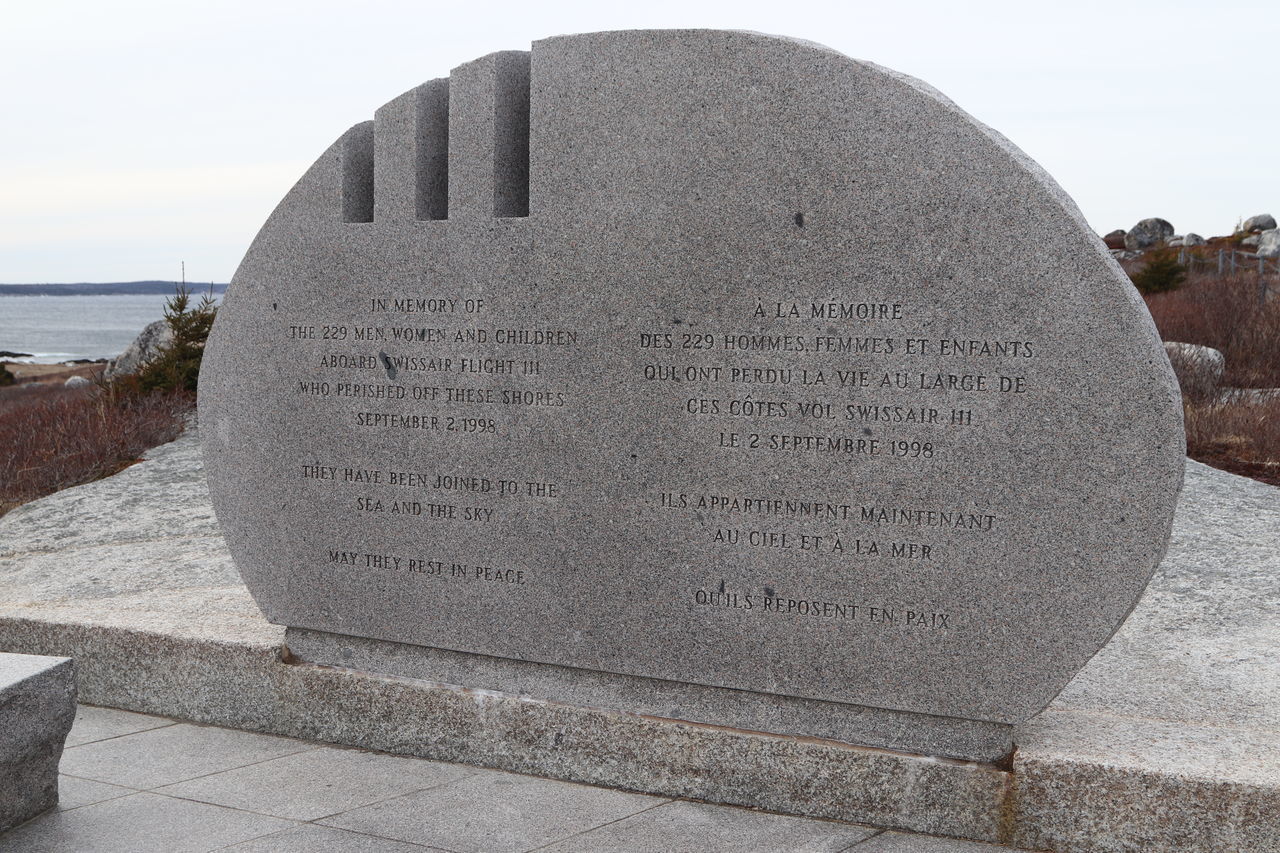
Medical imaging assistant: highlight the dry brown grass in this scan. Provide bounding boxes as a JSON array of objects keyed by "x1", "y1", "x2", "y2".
[
  {"x1": 1183, "y1": 397, "x2": 1280, "y2": 486},
  {"x1": 1141, "y1": 269, "x2": 1280, "y2": 388},
  {"x1": 1135, "y1": 265, "x2": 1280, "y2": 484},
  {"x1": 0, "y1": 382, "x2": 190, "y2": 516}
]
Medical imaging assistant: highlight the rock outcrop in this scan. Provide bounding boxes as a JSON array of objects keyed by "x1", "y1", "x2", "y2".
[
  {"x1": 104, "y1": 320, "x2": 171, "y2": 380},
  {"x1": 1257, "y1": 228, "x2": 1280, "y2": 258},
  {"x1": 1242, "y1": 213, "x2": 1276, "y2": 233},
  {"x1": 1103, "y1": 229, "x2": 1127, "y2": 249},
  {"x1": 1124, "y1": 218, "x2": 1174, "y2": 250}
]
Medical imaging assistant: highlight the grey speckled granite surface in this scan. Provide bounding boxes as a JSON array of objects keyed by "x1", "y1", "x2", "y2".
[
  {"x1": 0, "y1": 653, "x2": 76, "y2": 831},
  {"x1": 0, "y1": 426, "x2": 1275, "y2": 851},
  {"x1": 200, "y1": 30, "x2": 1183, "y2": 763}
]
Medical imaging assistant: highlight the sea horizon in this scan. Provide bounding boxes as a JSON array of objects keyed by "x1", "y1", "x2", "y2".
[
  {"x1": 0, "y1": 292, "x2": 224, "y2": 364},
  {"x1": 0, "y1": 280, "x2": 227, "y2": 297}
]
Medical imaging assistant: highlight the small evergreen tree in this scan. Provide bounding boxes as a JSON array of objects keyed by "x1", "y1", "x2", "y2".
[
  {"x1": 0, "y1": 364, "x2": 14, "y2": 387},
  {"x1": 1130, "y1": 248, "x2": 1186, "y2": 295},
  {"x1": 135, "y1": 286, "x2": 218, "y2": 394}
]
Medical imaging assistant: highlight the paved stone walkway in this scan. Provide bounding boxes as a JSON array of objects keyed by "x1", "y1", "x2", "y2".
[{"x1": 1, "y1": 705, "x2": 1037, "y2": 852}]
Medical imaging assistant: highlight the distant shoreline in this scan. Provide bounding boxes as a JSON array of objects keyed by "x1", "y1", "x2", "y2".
[
  {"x1": 0, "y1": 290, "x2": 224, "y2": 364},
  {"x1": 0, "y1": 281, "x2": 228, "y2": 297}
]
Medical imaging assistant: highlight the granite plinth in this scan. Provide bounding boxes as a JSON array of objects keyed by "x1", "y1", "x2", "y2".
[
  {"x1": 286, "y1": 627, "x2": 1012, "y2": 762},
  {"x1": 0, "y1": 653, "x2": 76, "y2": 831}
]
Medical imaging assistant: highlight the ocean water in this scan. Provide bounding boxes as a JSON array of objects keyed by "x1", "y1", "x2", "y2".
[{"x1": 0, "y1": 294, "x2": 221, "y2": 364}]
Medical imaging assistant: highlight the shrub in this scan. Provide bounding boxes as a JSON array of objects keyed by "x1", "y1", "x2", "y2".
[
  {"x1": 0, "y1": 364, "x2": 13, "y2": 387},
  {"x1": 0, "y1": 384, "x2": 189, "y2": 516},
  {"x1": 1141, "y1": 262, "x2": 1280, "y2": 485},
  {"x1": 1144, "y1": 271, "x2": 1280, "y2": 388},
  {"x1": 1129, "y1": 248, "x2": 1186, "y2": 294},
  {"x1": 1163, "y1": 345, "x2": 1222, "y2": 405},
  {"x1": 1183, "y1": 396, "x2": 1280, "y2": 486},
  {"x1": 132, "y1": 287, "x2": 217, "y2": 394}
]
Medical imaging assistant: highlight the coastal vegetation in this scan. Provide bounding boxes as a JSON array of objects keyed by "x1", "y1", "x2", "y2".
[
  {"x1": 123, "y1": 287, "x2": 217, "y2": 395},
  {"x1": 1136, "y1": 265, "x2": 1280, "y2": 485},
  {"x1": 0, "y1": 287, "x2": 215, "y2": 516},
  {"x1": 0, "y1": 384, "x2": 188, "y2": 515},
  {"x1": 1128, "y1": 247, "x2": 1187, "y2": 295}
]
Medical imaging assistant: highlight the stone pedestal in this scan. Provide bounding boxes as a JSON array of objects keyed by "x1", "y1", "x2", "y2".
[
  {"x1": 0, "y1": 654, "x2": 76, "y2": 831},
  {"x1": 287, "y1": 626, "x2": 1014, "y2": 761}
]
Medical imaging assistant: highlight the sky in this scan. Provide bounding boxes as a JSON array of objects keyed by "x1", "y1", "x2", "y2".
[{"x1": 2, "y1": 0, "x2": 1276, "y2": 283}]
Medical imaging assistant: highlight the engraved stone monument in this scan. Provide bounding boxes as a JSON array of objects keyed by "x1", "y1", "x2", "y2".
[{"x1": 200, "y1": 30, "x2": 1185, "y2": 762}]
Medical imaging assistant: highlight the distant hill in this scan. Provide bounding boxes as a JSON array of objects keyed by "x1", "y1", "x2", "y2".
[{"x1": 0, "y1": 281, "x2": 228, "y2": 296}]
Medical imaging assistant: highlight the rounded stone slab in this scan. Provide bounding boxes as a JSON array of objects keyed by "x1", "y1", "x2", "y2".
[{"x1": 200, "y1": 30, "x2": 1184, "y2": 735}]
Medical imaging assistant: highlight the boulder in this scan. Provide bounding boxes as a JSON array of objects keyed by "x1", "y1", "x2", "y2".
[
  {"x1": 1242, "y1": 213, "x2": 1276, "y2": 233},
  {"x1": 104, "y1": 319, "x2": 172, "y2": 380},
  {"x1": 1124, "y1": 218, "x2": 1174, "y2": 251},
  {"x1": 1164, "y1": 342, "x2": 1225, "y2": 400},
  {"x1": 1183, "y1": 233, "x2": 1205, "y2": 246},
  {"x1": 1242, "y1": 235, "x2": 1261, "y2": 248},
  {"x1": 1168, "y1": 237, "x2": 1184, "y2": 247},
  {"x1": 1257, "y1": 228, "x2": 1280, "y2": 258},
  {"x1": 1103, "y1": 229, "x2": 1127, "y2": 250},
  {"x1": 63, "y1": 375, "x2": 91, "y2": 388}
]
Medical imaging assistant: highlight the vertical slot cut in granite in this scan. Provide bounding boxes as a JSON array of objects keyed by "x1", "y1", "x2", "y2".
[
  {"x1": 341, "y1": 121, "x2": 375, "y2": 223},
  {"x1": 492, "y1": 51, "x2": 530, "y2": 218}
]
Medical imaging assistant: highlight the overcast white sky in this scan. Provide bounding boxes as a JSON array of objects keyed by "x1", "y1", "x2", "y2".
[{"x1": 1, "y1": 0, "x2": 1276, "y2": 283}]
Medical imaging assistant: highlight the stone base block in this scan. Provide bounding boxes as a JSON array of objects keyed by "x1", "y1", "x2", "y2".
[
  {"x1": 286, "y1": 627, "x2": 1013, "y2": 763},
  {"x1": 0, "y1": 654, "x2": 76, "y2": 831},
  {"x1": 2, "y1": 614, "x2": 1278, "y2": 852}
]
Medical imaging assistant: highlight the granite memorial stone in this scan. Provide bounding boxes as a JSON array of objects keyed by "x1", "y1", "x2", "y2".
[{"x1": 200, "y1": 30, "x2": 1185, "y2": 762}]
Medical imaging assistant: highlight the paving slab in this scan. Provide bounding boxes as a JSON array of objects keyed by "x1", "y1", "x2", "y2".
[
  {"x1": 64, "y1": 704, "x2": 175, "y2": 747},
  {"x1": 59, "y1": 722, "x2": 313, "y2": 789},
  {"x1": 320, "y1": 771, "x2": 666, "y2": 852},
  {"x1": 535, "y1": 799, "x2": 879, "y2": 852},
  {"x1": 156, "y1": 742, "x2": 481, "y2": 820},
  {"x1": 221, "y1": 823, "x2": 443, "y2": 852},
  {"x1": 0, "y1": 791, "x2": 294, "y2": 853},
  {"x1": 861, "y1": 833, "x2": 1033, "y2": 852},
  {"x1": 55, "y1": 775, "x2": 134, "y2": 810}
]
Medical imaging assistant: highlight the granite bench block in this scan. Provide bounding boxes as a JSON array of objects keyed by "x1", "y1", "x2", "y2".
[{"x1": 0, "y1": 653, "x2": 76, "y2": 831}]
